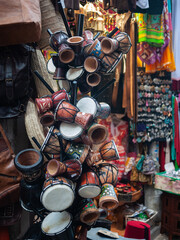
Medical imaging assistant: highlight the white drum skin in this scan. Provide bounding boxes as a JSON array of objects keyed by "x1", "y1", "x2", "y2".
[
  {"x1": 47, "y1": 58, "x2": 56, "y2": 74},
  {"x1": 78, "y1": 185, "x2": 101, "y2": 199},
  {"x1": 76, "y1": 97, "x2": 99, "y2": 118},
  {"x1": 66, "y1": 68, "x2": 84, "y2": 81},
  {"x1": 59, "y1": 122, "x2": 83, "y2": 140}
]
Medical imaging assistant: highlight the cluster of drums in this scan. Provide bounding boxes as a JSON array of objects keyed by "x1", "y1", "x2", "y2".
[
  {"x1": 14, "y1": 28, "x2": 131, "y2": 239},
  {"x1": 46, "y1": 28, "x2": 131, "y2": 94}
]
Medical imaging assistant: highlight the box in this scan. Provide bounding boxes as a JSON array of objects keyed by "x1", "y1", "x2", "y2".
[
  {"x1": 155, "y1": 172, "x2": 180, "y2": 195},
  {"x1": 125, "y1": 210, "x2": 158, "y2": 227}
]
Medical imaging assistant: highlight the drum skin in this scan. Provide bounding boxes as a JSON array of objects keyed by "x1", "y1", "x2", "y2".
[
  {"x1": 41, "y1": 177, "x2": 75, "y2": 212},
  {"x1": 78, "y1": 171, "x2": 101, "y2": 198}
]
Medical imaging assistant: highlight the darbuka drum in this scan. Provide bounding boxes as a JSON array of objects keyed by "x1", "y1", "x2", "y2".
[
  {"x1": 64, "y1": 159, "x2": 82, "y2": 181},
  {"x1": 41, "y1": 177, "x2": 75, "y2": 212},
  {"x1": 95, "y1": 163, "x2": 118, "y2": 186},
  {"x1": 55, "y1": 100, "x2": 93, "y2": 129},
  {"x1": 47, "y1": 57, "x2": 56, "y2": 74},
  {"x1": 41, "y1": 211, "x2": 74, "y2": 240},
  {"x1": 76, "y1": 96, "x2": 100, "y2": 118},
  {"x1": 99, "y1": 183, "x2": 118, "y2": 210},
  {"x1": 59, "y1": 122, "x2": 84, "y2": 141},
  {"x1": 78, "y1": 171, "x2": 101, "y2": 198},
  {"x1": 100, "y1": 140, "x2": 120, "y2": 160},
  {"x1": 41, "y1": 127, "x2": 66, "y2": 159},
  {"x1": 65, "y1": 143, "x2": 90, "y2": 164},
  {"x1": 66, "y1": 67, "x2": 84, "y2": 82},
  {"x1": 58, "y1": 80, "x2": 71, "y2": 93}
]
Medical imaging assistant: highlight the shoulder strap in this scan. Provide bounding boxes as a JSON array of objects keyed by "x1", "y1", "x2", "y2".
[{"x1": 0, "y1": 123, "x2": 14, "y2": 155}]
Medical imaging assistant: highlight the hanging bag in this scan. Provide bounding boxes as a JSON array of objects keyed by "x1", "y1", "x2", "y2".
[
  {"x1": 0, "y1": 124, "x2": 22, "y2": 226},
  {"x1": 0, "y1": 0, "x2": 41, "y2": 46}
]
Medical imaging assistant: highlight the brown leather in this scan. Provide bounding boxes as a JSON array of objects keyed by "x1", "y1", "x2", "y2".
[
  {"x1": 0, "y1": 124, "x2": 21, "y2": 207},
  {"x1": 0, "y1": 0, "x2": 41, "y2": 46}
]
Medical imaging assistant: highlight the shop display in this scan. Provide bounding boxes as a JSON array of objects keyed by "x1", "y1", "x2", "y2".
[{"x1": 136, "y1": 68, "x2": 172, "y2": 142}]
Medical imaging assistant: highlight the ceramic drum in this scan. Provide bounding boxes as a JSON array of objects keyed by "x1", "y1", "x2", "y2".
[
  {"x1": 66, "y1": 67, "x2": 84, "y2": 82},
  {"x1": 41, "y1": 211, "x2": 74, "y2": 240},
  {"x1": 76, "y1": 96, "x2": 100, "y2": 118},
  {"x1": 59, "y1": 122, "x2": 84, "y2": 141},
  {"x1": 41, "y1": 177, "x2": 75, "y2": 212},
  {"x1": 78, "y1": 171, "x2": 101, "y2": 198},
  {"x1": 55, "y1": 100, "x2": 93, "y2": 129},
  {"x1": 63, "y1": 159, "x2": 82, "y2": 181},
  {"x1": 99, "y1": 183, "x2": 118, "y2": 210},
  {"x1": 100, "y1": 140, "x2": 120, "y2": 160},
  {"x1": 96, "y1": 163, "x2": 118, "y2": 186},
  {"x1": 78, "y1": 198, "x2": 100, "y2": 224},
  {"x1": 65, "y1": 143, "x2": 90, "y2": 164}
]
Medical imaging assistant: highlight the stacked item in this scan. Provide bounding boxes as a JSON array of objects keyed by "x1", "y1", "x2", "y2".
[
  {"x1": 136, "y1": 68, "x2": 172, "y2": 142},
  {"x1": 14, "y1": 3, "x2": 132, "y2": 240}
]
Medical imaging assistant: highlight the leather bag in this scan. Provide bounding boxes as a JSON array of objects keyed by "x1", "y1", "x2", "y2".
[
  {"x1": 0, "y1": 124, "x2": 21, "y2": 207},
  {"x1": 0, "y1": 0, "x2": 41, "y2": 46},
  {"x1": 0, "y1": 44, "x2": 33, "y2": 118}
]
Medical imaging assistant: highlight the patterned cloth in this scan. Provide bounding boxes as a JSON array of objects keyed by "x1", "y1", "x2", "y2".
[{"x1": 136, "y1": 13, "x2": 164, "y2": 47}]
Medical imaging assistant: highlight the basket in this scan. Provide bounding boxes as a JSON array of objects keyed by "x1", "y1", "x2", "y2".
[{"x1": 116, "y1": 186, "x2": 142, "y2": 203}]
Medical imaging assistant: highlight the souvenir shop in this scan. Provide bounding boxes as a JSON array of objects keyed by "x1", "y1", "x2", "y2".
[{"x1": 0, "y1": 0, "x2": 179, "y2": 239}]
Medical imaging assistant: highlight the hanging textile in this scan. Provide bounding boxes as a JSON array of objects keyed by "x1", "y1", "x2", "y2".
[
  {"x1": 136, "y1": 13, "x2": 164, "y2": 47},
  {"x1": 171, "y1": 0, "x2": 180, "y2": 92},
  {"x1": 135, "y1": 0, "x2": 164, "y2": 14}
]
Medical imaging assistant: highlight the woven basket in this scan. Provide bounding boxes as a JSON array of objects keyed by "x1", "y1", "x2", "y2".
[
  {"x1": 31, "y1": 48, "x2": 59, "y2": 97},
  {"x1": 116, "y1": 186, "x2": 142, "y2": 203},
  {"x1": 38, "y1": 0, "x2": 66, "y2": 50}
]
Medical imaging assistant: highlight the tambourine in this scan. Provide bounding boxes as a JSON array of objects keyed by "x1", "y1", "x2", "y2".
[{"x1": 41, "y1": 176, "x2": 75, "y2": 212}]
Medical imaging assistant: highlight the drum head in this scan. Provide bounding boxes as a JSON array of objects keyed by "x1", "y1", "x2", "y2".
[
  {"x1": 78, "y1": 185, "x2": 101, "y2": 199},
  {"x1": 58, "y1": 80, "x2": 71, "y2": 93},
  {"x1": 47, "y1": 58, "x2": 56, "y2": 74},
  {"x1": 59, "y1": 122, "x2": 83, "y2": 140},
  {"x1": 41, "y1": 184, "x2": 74, "y2": 211},
  {"x1": 76, "y1": 97, "x2": 98, "y2": 117},
  {"x1": 66, "y1": 68, "x2": 84, "y2": 81},
  {"x1": 42, "y1": 211, "x2": 71, "y2": 235}
]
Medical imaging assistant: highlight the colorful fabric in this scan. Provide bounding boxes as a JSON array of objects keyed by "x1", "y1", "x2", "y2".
[
  {"x1": 172, "y1": 0, "x2": 180, "y2": 81},
  {"x1": 136, "y1": 13, "x2": 164, "y2": 47},
  {"x1": 137, "y1": 0, "x2": 171, "y2": 65}
]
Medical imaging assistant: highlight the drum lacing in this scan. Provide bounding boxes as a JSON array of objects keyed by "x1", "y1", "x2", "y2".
[
  {"x1": 97, "y1": 163, "x2": 118, "y2": 186},
  {"x1": 114, "y1": 32, "x2": 132, "y2": 54},
  {"x1": 57, "y1": 100, "x2": 79, "y2": 123},
  {"x1": 100, "y1": 140, "x2": 115, "y2": 160}
]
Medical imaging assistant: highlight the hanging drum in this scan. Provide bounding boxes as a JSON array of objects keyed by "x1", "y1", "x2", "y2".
[
  {"x1": 41, "y1": 176, "x2": 75, "y2": 212},
  {"x1": 41, "y1": 211, "x2": 74, "y2": 240},
  {"x1": 95, "y1": 163, "x2": 118, "y2": 186},
  {"x1": 41, "y1": 127, "x2": 66, "y2": 159},
  {"x1": 99, "y1": 140, "x2": 120, "y2": 161},
  {"x1": 77, "y1": 170, "x2": 101, "y2": 199}
]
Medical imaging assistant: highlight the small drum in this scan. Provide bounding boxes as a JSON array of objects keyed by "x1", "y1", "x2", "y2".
[
  {"x1": 78, "y1": 171, "x2": 101, "y2": 199},
  {"x1": 95, "y1": 163, "x2": 118, "y2": 186},
  {"x1": 58, "y1": 80, "x2": 71, "y2": 93},
  {"x1": 100, "y1": 52, "x2": 123, "y2": 74},
  {"x1": 78, "y1": 198, "x2": 100, "y2": 224},
  {"x1": 41, "y1": 177, "x2": 75, "y2": 212},
  {"x1": 76, "y1": 96, "x2": 100, "y2": 118},
  {"x1": 65, "y1": 142, "x2": 90, "y2": 164},
  {"x1": 64, "y1": 159, "x2": 82, "y2": 181},
  {"x1": 51, "y1": 89, "x2": 69, "y2": 108},
  {"x1": 99, "y1": 183, "x2": 119, "y2": 210},
  {"x1": 59, "y1": 122, "x2": 84, "y2": 141},
  {"x1": 40, "y1": 111, "x2": 54, "y2": 127},
  {"x1": 41, "y1": 127, "x2": 66, "y2": 159},
  {"x1": 113, "y1": 32, "x2": 132, "y2": 54},
  {"x1": 47, "y1": 159, "x2": 67, "y2": 177},
  {"x1": 55, "y1": 100, "x2": 93, "y2": 129},
  {"x1": 41, "y1": 211, "x2": 74, "y2": 240},
  {"x1": 100, "y1": 140, "x2": 120, "y2": 161},
  {"x1": 47, "y1": 57, "x2": 56, "y2": 74},
  {"x1": 87, "y1": 123, "x2": 108, "y2": 145},
  {"x1": 98, "y1": 102, "x2": 111, "y2": 119},
  {"x1": 84, "y1": 56, "x2": 100, "y2": 73},
  {"x1": 49, "y1": 31, "x2": 68, "y2": 52},
  {"x1": 66, "y1": 67, "x2": 84, "y2": 82}
]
